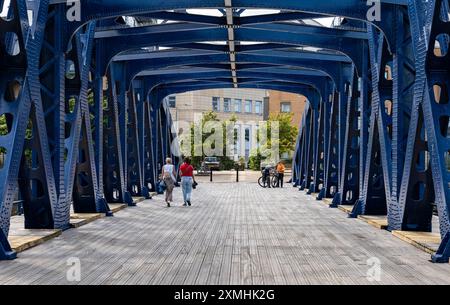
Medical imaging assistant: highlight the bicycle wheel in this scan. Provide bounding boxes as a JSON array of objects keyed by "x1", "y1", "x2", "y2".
[
  {"x1": 258, "y1": 176, "x2": 267, "y2": 188},
  {"x1": 271, "y1": 176, "x2": 278, "y2": 188}
]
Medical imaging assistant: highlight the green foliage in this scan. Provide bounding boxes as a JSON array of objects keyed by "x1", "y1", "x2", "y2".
[
  {"x1": 248, "y1": 112, "x2": 298, "y2": 170},
  {"x1": 219, "y1": 157, "x2": 235, "y2": 170},
  {"x1": 0, "y1": 114, "x2": 8, "y2": 137},
  {"x1": 181, "y1": 111, "x2": 237, "y2": 170},
  {"x1": 248, "y1": 152, "x2": 263, "y2": 171},
  {"x1": 67, "y1": 96, "x2": 76, "y2": 113},
  {"x1": 269, "y1": 112, "x2": 299, "y2": 155}
]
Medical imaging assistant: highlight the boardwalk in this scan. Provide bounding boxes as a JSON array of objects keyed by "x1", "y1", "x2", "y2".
[{"x1": 1, "y1": 182, "x2": 450, "y2": 285}]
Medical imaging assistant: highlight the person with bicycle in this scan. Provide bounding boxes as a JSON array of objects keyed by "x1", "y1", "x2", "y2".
[
  {"x1": 263, "y1": 164, "x2": 272, "y2": 188},
  {"x1": 276, "y1": 161, "x2": 286, "y2": 188}
]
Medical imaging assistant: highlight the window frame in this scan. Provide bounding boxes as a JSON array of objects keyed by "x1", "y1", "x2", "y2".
[
  {"x1": 255, "y1": 100, "x2": 263, "y2": 115},
  {"x1": 281, "y1": 101, "x2": 292, "y2": 113},
  {"x1": 223, "y1": 98, "x2": 231, "y2": 112},
  {"x1": 212, "y1": 96, "x2": 220, "y2": 112},
  {"x1": 245, "y1": 100, "x2": 252, "y2": 113},
  {"x1": 234, "y1": 99, "x2": 242, "y2": 113}
]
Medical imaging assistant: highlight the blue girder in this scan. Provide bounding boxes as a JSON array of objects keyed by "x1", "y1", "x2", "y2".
[{"x1": 1, "y1": 0, "x2": 450, "y2": 265}]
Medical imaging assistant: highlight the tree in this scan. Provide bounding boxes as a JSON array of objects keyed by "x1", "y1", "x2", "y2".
[
  {"x1": 180, "y1": 111, "x2": 238, "y2": 170},
  {"x1": 273, "y1": 112, "x2": 299, "y2": 156},
  {"x1": 248, "y1": 112, "x2": 298, "y2": 170}
]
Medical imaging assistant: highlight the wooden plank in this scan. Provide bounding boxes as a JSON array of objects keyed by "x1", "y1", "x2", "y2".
[
  {"x1": 338, "y1": 205, "x2": 354, "y2": 214},
  {"x1": 323, "y1": 198, "x2": 333, "y2": 205},
  {"x1": 132, "y1": 197, "x2": 146, "y2": 204},
  {"x1": 108, "y1": 203, "x2": 127, "y2": 214},
  {"x1": 70, "y1": 213, "x2": 103, "y2": 220},
  {"x1": 8, "y1": 230, "x2": 62, "y2": 253},
  {"x1": 358, "y1": 215, "x2": 388, "y2": 230},
  {"x1": 2, "y1": 181, "x2": 450, "y2": 285},
  {"x1": 69, "y1": 213, "x2": 103, "y2": 228},
  {"x1": 69, "y1": 218, "x2": 88, "y2": 228},
  {"x1": 318, "y1": 198, "x2": 332, "y2": 207},
  {"x1": 392, "y1": 231, "x2": 441, "y2": 255}
]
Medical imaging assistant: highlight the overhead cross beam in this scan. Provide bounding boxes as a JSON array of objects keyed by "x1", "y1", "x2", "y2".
[{"x1": 224, "y1": 0, "x2": 238, "y2": 88}]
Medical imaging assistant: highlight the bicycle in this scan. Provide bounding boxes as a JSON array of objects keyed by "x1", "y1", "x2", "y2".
[{"x1": 258, "y1": 168, "x2": 279, "y2": 188}]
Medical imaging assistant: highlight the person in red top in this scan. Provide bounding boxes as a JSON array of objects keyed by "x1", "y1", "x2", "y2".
[{"x1": 179, "y1": 157, "x2": 196, "y2": 206}]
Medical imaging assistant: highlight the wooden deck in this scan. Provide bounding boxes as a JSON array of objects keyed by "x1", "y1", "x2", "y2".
[{"x1": 1, "y1": 183, "x2": 450, "y2": 285}]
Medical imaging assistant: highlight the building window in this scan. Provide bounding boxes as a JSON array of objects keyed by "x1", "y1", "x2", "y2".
[
  {"x1": 234, "y1": 126, "x2": 240, "y2": 155},
  {"x1": 168, "y1": 96, "x2": 176, "y2": 108},
  {"x1": 245, "y1": 128, "x2": 251, "y2": 159},
  {"x1": 224, "y1": 98, "x2": 231, "y2": 112},
  {"x1": 234, "y1": 99, "x2": 242, "y2": 113},
  {"x1": 212, "y1": 97, "x2": 220, "y2": 112},
  {"x1": 281, "y1": 102, "x2": 292, "y2": 113},
  {"x1": 245, "y1": 100, "x2": 252, "y2": 113},
  {"x1": 255, "y1": 101, "x2": 263, "y2": 115}
]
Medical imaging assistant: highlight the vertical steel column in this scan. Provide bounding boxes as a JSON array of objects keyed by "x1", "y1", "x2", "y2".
[
  {"x1": 331, "y1": 77, "x2": 352, "y2": 205},
  {"x1": 126, "y1": 84, "x2": 144, "y2": 198},
  {"x1": 298, "y1": 106, "x2": 311, "y2": 190},
  {"x1": 304, "y1": 93, "x2": 320, "y2": 192},
  {"x1": 159, "y1": 107, "x2": 169, "y2": 162},
  {"x1": 64, "y1": 23, "x2": 104, "y2": 214},
  {"x1": 354, "y1": 26, "x2": 393, "y2": 217},
  {"x1": 389, "y1": 6, "x2": 416, "y2": 230},
  {"x1": 337, "y1": 69, "x2": 361, "y2": 206},
  {"x1": 0, "y1": 0, "x2": 59, "y2": 259},
  {"x1": 18, "y1": 0, "x2": 58, "y2": 229},
  {"x1": 325, "y1": 92, "x2": 341, "y2": 201},
  {"x1": 143, "y1": 98, "x2": 156, "y2": 193},
  {"x1": 310, "y1": 98, "x2": 326, "y2": 195},
  {"x1": 93, "y1": 63, "x2": 110, "y2": 211},
  {"x1": 110, "y1": 63, "x2": 133, "y2": 205},
  {"x1": 39, "y1": 3, "x2": 68, "y2": 228},
  {"x1": 103, "y1": 71, "x2": 126, "y2": 204},
  {"x1": 317, "y1": 86, "x2": 333, "y2": 199},
  {"x1": 401, "y1": 0, "x2": 450, "y2": 262},
  {"x1": 134, "y1": 81, "x2": 152, "y2": 199}
]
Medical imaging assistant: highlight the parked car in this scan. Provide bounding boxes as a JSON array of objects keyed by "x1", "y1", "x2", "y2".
[{"x1": 203, "y1": 157, "x2": 221, "y2": 170}]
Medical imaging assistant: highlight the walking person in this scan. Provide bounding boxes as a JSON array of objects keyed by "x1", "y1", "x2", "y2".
[
  {"x1": 179, "y1": 157, "x2": 196, "y2": 206},
  {"x1": 162, "y1": 158, "x2": 176, "y2": 207},
  {"x1": 276, "y1": 161, "x2": 286, "y2": 188}
]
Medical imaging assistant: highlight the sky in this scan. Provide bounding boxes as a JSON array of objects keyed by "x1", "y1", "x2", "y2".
[
  {"x1": 0, "y1": 0, "x2": 10, "y2": 17},
  {"x1": 188, "y1": 9, "x2": 335, "y2": 27},
  {"x1": 1, "y1": 3, "x2": 334, "y2": 27}
]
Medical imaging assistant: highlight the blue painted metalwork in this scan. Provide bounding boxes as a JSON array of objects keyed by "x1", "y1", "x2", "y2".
[
  {"x1": 332, "y1": 69, "x2": 361, "y2": 207},
  {"x1": 324, "y1": 91, "x2": 341, "y2": 201},
  {"x1": 2, "y1": 0, "x2": 450, "y2": 265},
  {"x1": 355, "y1": 26, "x2": 393, "y2": 217}
]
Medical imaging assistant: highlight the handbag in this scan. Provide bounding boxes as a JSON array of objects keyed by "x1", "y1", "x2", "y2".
[
  {"x1": 157, "y1": 180, "x2": 166, "y2": 194},
  {"x1": 192, "y1": 180, "x2": 198, "y2": 189}
]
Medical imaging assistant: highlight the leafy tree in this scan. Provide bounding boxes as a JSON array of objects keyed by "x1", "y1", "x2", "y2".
[
  {"x1": 180, "y1": 111, "x2": 238, "y2": 170},
  {"x1": 248, "y1": 112, "x2": 298, "y2": 170}
]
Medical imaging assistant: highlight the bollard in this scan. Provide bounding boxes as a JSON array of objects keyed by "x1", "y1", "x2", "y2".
[
  {"x1": 210, "y1": 169, "x2": 213, "y2": 182},
  {"x1": 236, "y1": 167, "x2": 239, "y2": 183}
]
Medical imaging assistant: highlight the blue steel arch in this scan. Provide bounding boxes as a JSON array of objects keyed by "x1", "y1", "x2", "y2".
[
  {"x1": 137, "y1": 71, "x2": 332, "y2": 98},
  {"x1": 61, "y1": 0, "x2": 400, "y2": 51},
  {"x1": 150, "y1": 84, "x2": 321, "y2": 110},
  {"x1": 96, "y1": 25, "x2": 366, "y2": 76},
  {"x1": 3, "y1": 0, "x2": 450, "y2": 266},
  {"x1": 113, "y1": 51, "x2": 351, "y2": 90}
]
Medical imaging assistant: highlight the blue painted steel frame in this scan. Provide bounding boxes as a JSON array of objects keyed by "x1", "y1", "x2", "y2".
[{"x1": 4, "y1": 0, "x2": 450, "y2": 266}]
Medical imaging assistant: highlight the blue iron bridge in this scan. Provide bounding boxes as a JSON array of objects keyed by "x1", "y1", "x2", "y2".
[{"x1": 0, "y1": 0, "x2": 450, "y2": 264}]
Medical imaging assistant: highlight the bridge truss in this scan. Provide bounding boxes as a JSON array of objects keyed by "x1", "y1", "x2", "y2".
[{"x1": 0, "y1": 0, "x2": 449, "y2": 263}]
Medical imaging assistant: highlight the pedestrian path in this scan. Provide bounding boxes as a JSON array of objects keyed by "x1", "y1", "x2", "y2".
[{"x1": 0, "y1": 183, "x2": 449, "y2": 285}]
